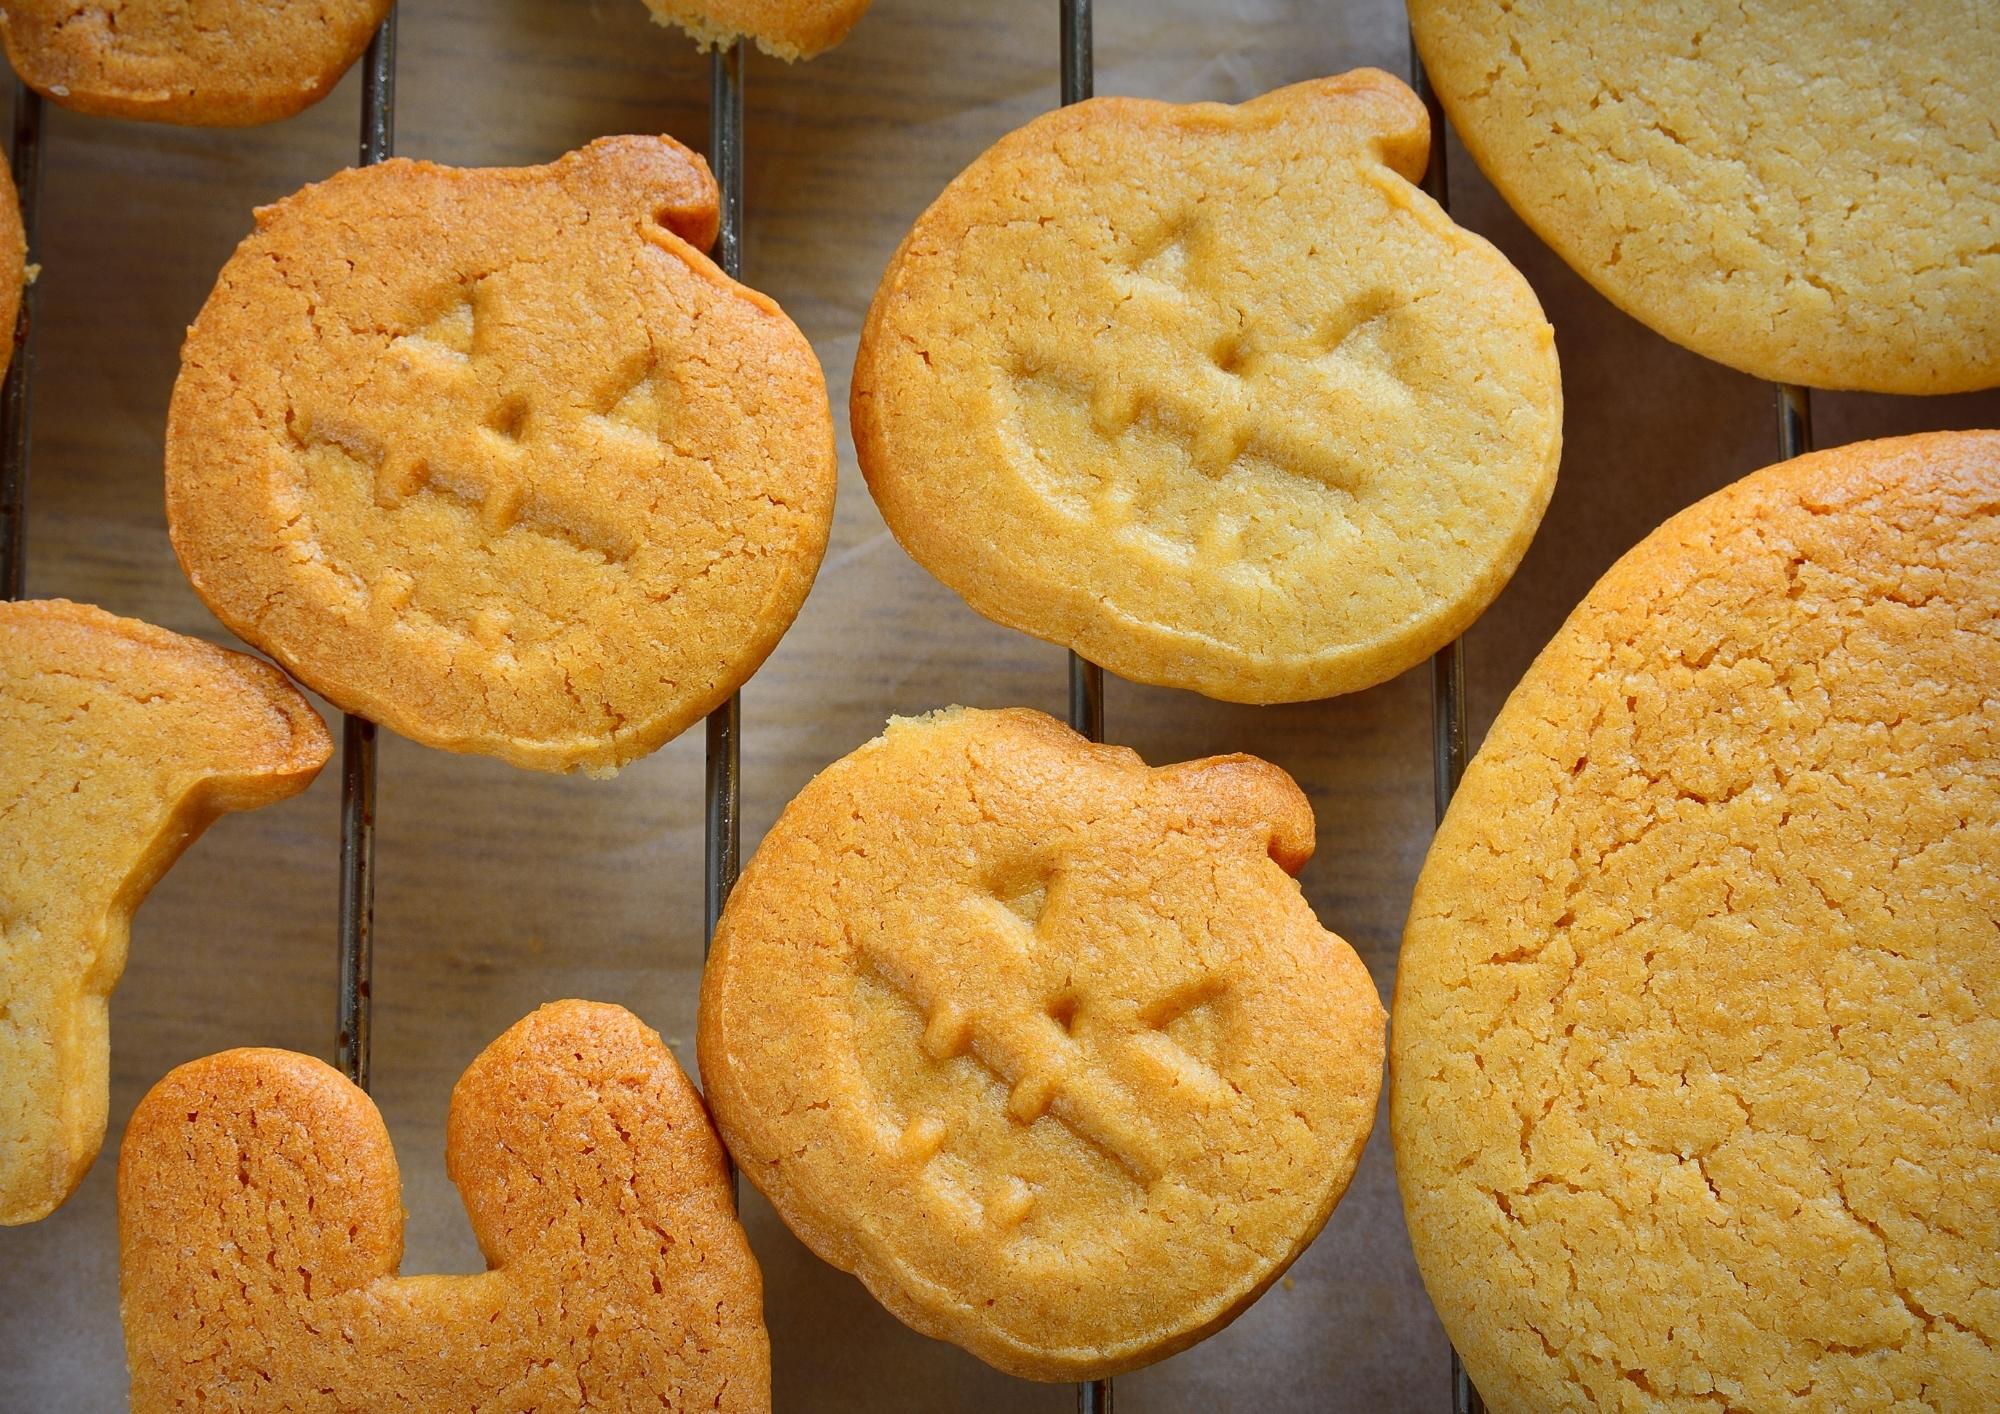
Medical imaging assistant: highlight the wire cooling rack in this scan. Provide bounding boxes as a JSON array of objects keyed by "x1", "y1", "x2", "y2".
[{"x1": 0, "y1": 3, "x2": 1825, "y2": 1409}]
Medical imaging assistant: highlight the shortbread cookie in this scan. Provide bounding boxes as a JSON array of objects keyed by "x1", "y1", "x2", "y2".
[
  {"x1": 0, "y1": 599, "x2": 329, "y2": 1226},
  {"x1": 701, "y1": 707, "x2": 1385, "y2": 1379},
  {"x1": 853, "y1": 72, "x2": 1561, "y2": 704},
  {"x1": 1410, "y1": 0, "x2": 2000, "y2": 393},
  {"x1": 0, "y1": 0, "x2": 391, "y2": 126},
  {"x1": 1394, "y1": 431, "x2": 2000, "y2": 1411},
  {"x1": 166, "y1": 136, "x2": 836, "y2": 774},
  {"x1": 121, "y1": 1000, "x2": 770, "y2": 1411},
  {"x1": 641, "y1": 0, "x2": 868, "y2": 60}
]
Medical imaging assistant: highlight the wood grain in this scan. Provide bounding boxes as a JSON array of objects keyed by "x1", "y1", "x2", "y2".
[{"x1": 2, "y1": 1, "x2": 1996, "y2": 1409}]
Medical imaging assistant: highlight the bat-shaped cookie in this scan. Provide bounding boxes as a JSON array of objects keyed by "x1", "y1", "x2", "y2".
[
  {"x1": 120, "y1": 1000, "x2": 770, "y2": 1411},
  {"x1": 0, "y1": 599, "x2": 330, "y2": 1225}
]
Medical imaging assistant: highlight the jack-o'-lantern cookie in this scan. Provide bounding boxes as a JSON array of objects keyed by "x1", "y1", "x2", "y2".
[
  {"x1": 167, "y1": 136, "x2": 836, "y2": 774},
  {"x1": 700, "y1": 707, "x2": 1385, "y2": 1379},
  {"x1": 0, "y1": 0, "x2": 392, "y2": 126},
  {"x1": 1, "y1": 599, "x2": 329, "y2": 1226},
  {"x1": 1395, "y1": 432, "x2": 2000, "y2": 1411},
  {"x1": 853, "y1": 71, "x2": 1561, "y2": 704},
  {"x1": 120, "y1": 1001, "x2": 769, "y2": 1411},
  {"x1": 641, "y1": 0, "x2": 869, "y2": 60}
]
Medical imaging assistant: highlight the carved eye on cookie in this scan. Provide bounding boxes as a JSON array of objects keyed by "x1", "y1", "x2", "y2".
[
  {"x1": 166, "y1": 136, "x2": 836, "y2": 775},
  {"x1": 853, "y1": 69, "x2": 1562, "y2": 705},
  {"x1": 0, "y1": 600, "x2": 330, "y2": 1226},
  {"x1": 699, "y1": 706, "x2": 1385, "y2": 1380},
  {"x1": 118, "y1": 1001, "x2": 770, "y2": 1412}
]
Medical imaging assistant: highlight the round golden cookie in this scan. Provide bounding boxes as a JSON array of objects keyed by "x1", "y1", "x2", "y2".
[
  {"x1": 853, "y1": 71, "x2": 1561, "y2": 704},
  {"x1": 1393, "y1": 431, "x2": 2000, "y2": 1411},
  {"x1": 0, "y1": 0, "x2": 391, "y2": 126},
  {"x1": 167, "y1": 137, "x2": 836, "y2": 774},
  {"x1": 1410, "y1": 0, "x2": 2000, "y2": 393},
  {"x1": 700, "y1": 707, "x2": 1385, "y2": 1379},
  {"x1": 641, "y1": 0, "x2": 869, "y2": 60}
]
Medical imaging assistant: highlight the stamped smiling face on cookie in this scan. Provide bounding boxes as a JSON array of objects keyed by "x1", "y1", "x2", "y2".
[
  {"x1": 853, "y1": 71, "x2": 1561, "y2": 704},
  {"x1": 167, "y1": 137, "x2": 836, "y2": 774},
  {"x1": 700, "y1": 708, "x2": 1385, "y2": 1379}
]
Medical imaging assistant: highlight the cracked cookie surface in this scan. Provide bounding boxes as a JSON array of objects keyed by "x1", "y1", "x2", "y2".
[
  {"x1": 699, "y1": 707, "x2": 1384, "y2": 1379},
  {"x1": 1392, "y1": 431, "x2": 2000, "y2": 1411},
  {"x1": 640, "y1": 0, "x2": 868, "y2": 60},
  {"x1": 1410, "y1": 0, "x2": 2000, "y2": 393},
  {"x1": 853, "y1": 71, "x2": 1560, "y2": 704},
  {"x1": 120, "y1": 1000, "x2": 769, "y2": 1411},
  {"x1": 166, "y1": 136, "x2": 836, "y2": 774},
  {"x1": 0, "y1": 0, "x2": 392, "y2": 125},
  {"x1": 0, "y1": 599, "x2": 329, "y2": 1226}
]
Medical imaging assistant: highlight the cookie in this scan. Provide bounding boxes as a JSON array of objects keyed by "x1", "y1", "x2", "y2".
[
  {"x1": 166, "y1": 136, "x2": 837, "y2": 775},
  {"x1": 120, "y1": 1000, "x2": 770, "y2": 1411},
  {"x1": 0, "y1": 160, "x2": 23, "y2": 383},
  {"x1": 700, "y1": 707, "x2": 1384, "y2": 1379},
  {"x1": 1393, "y1": 431, "x2": 2000, "y2": 1411},
  {"x1": 0, "y1": 0, "x2": 391, "y2": 126},
  {"x1": 639, "y1": 0, "x2": 869, "y2": 61},
  {"x1": 852, "y1": 71, "x2": 1561, "y2": 704},
  {"x1": 0, "y1": 599, "x2": 329, "y2": 1226},
  {"x1": 1410, "y1": 0, "x2": 2000, "y2": 393}
]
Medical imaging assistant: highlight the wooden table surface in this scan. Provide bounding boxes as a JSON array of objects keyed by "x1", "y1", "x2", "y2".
[{"x1": 3, "y1": 1, "x2": 1995, "y2": 1408}]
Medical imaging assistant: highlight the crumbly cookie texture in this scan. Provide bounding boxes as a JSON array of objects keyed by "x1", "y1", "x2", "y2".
[
  {"x1": 700, "y1": 707, "x2": 1385, "y2": 1380},
  {"x1": 120, "y1": 1000, "x2": 770, "y2": 1412},
  {"x1": 853, "y1": 71, "x2": 1560, "y2": 704},
  {"x1": 166, "y1": 136, "x2": 836, "y2": 775},
  {"x1": 0, "y1": 599, "x2": 329, "y2": 1227},
  {"x1": 1410, "y1": 0, "x2": 2000, "y2": 393},
  {"x1": 640, "y1": 0, "x2": 868, "y2": 61},
  {"x1": 1393, "y1": 431, "x2": 2000, "y2": 1412},
  {"x1": 0, "y1": 159, "x2": 21, "y2": 383},
  {"x1": 0, "y1": 0, "x2": 391, "y2": 126}
]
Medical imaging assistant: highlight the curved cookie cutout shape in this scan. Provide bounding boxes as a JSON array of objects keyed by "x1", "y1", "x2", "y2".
[
  {"x1": 641, "y1": 0, "x2": 869, "y2": 61},
  {"x1": 1393, "y1": 432, "x2": 2000, "y2": 1411},
  {"x1": 167, "y1": 136, "x2": 837, "y2": 775},
  {"x1": 700, "y1": 707, "x2": 1385, "y2": 1380},
  {"x1": 1410, "y1": 0, "x2": 2000, "y2": 393},
  {"x1": 853, "y1": 71, "x2": 1560, "y2": 705},
  {"x1": 0, "y1": 599, "x2": 329, "y2": 1226},
  {"x1": 0, "y1": 0, "x2": 392, "y2": 126},
  {"x1": 120, "y1": 1000, "x2": 770, "y2": 1412}
]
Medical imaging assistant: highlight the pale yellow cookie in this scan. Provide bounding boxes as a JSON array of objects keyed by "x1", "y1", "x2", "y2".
[
  {"x1": 853, "y1": 71, "x2": 1561, "y2": 704},
  {"x1": 0, "y1": 0, "x2": 391, "y2": 126},
  {"x1": 1394, "y1": 431, "x2": 2000, "y2": 1411},
  {"x1": 121, "y1": 1000, "x2": 770, "y2": 1411},
  {"x1": 0, "y1": 599, "x2": 330, "y2": 1226},
  {"x1": 700, "y1": 707, "x2": 1385, "y2": 1379},
  {"x1": 1410, "y1": 0, "x2": 2000, "y2": 393},
  {"x1": 166, "y1": 137, "x2": 836, "y2": 774},
  {"x1": 641, "y1": 0, "x2": 868, "y2": 60}
]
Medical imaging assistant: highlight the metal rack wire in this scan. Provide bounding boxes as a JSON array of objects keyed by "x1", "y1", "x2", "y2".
[
  {"x1": 335, "y1": 14, "x2": 398, "y2": 1095},
  {"x1": 0, "y1": 85, "x2": 41, "y2": 602}
]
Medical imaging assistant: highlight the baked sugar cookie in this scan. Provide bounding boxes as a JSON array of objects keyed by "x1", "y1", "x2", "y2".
[
  {"x1": 853, "y1": 71, "x2": 1561, "y2": 704},
  {"x1": 167, "y1": 136, "x2": 836, "y2": 774},
  {"x1": 0, "y1": 599, "x2": 329, "y2": 1226},
  {"x1": 641, "y1": 0, "x2": 868, "y2": 60},
  {"x1": 1410, "y1": 0, "x2": 2000, "y2": 393},
  {"x1": 0, "y1": 0, "x2": 391, "y2": 126},
  {"x1": 121, "y1": 1000, "x2": 769, "y2": 1410},
  {"x1": 1394, "y1": 432, "x2": 2000, "y2": 1411},
  {"x1": 0, "y1": 161, "x2": 23, "y2": 384},
  {"x1": 700, "y1": 707, "x2": 1384, "y2": 1379}
]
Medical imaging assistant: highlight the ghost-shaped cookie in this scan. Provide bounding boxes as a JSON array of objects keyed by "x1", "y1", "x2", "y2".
[
  {"x1": 699, "y1": 707, "x2": 1385, "y2": 1379},
  {"x1": 0, "y1": 599, "x2": 329, "y2": 1225},
  {"x1": 853, "y1": 70, "x2": 1561, "y2": 704},
  {"x1": 120, "y1": 1000, "x2": 770, "y2": 1411},
  {"x1": 167, "y1": 135, "x2": 836, "y2": 775}
]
